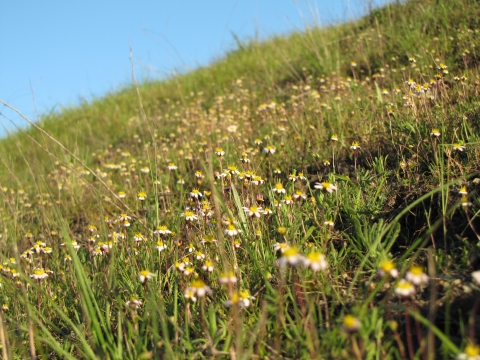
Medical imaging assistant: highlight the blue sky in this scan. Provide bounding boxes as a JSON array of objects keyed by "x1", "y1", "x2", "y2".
[{"x1": 1, "y1": 0, "x2": 388, "y2": 135}]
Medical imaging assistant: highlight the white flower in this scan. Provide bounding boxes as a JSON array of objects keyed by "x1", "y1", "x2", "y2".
[
  {"x1": 394, "y1": 279, "x2": 415, "y2": 298},
  {"x1": 314, "y1": 181, "x2": 337, "y2": 193},
  {"x1": 243, "y1": 205, "x2": 264, "y2": 217},
  {"x1": 405, "y1": 266, "x2": 429, "y2": 286},
  {"x1": 218, "y1": 271, "x2": 237, "y2": 285},
  {"x1": 182, "y1": 211, "x2": 198, "y2": 221},
  {"x1": 138, "y1": 270, "x2": 155, "y2": 283},
  {"x1": 186, "y1": 279, "x2": 212, "y2": 298},
  {"x1": 378, "y1": 260, "x2": 398, "y2": 278},
  {"x1": 126, "y1": 296, "x2": 143, "y2": 309},
  {"x1": 224, "y1": 224, "x2": 240, "y2": 237},
  {"x1": 303, "y1": 252, "x2": 328, "y2": 272},
  {"x1": 30, "y1": 268, "x2": 49, "y2": 280},
  {"x1": 277, "y1": 247, "x2": 305, "y2": 267}
]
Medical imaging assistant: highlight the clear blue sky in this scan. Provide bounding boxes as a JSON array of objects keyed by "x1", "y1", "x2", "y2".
[{"x1": 0, "y1": 0, "x2": 388, "y2": 135}]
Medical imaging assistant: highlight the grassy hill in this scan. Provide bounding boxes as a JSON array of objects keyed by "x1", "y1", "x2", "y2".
[{"x1": 1, "y1": 0, "x2": 480, "y2": 358}]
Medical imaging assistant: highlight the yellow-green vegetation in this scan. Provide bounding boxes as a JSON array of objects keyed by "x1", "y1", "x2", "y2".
[{"x1": 2, "y1": 0, "x2": 480, "y2": 358}]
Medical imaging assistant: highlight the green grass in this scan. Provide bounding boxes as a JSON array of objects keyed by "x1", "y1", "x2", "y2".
[{"x1": 1, "y1": 0, "x2": 480, "y2": 358}]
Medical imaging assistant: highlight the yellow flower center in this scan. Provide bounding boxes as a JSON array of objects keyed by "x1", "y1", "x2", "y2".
[
  {"x1": 409, "y1": 266, "x2": 423, "y2": 276},
  {"x1": 190, "y1": 279, "x2": 206, "y2": 289},
  {"x1": 343, "y1": 315, "x2": 358, "y2": 328},
  {"x1": 465, "y1": 345, "x2": 480, "y2": 357},
  {"x1": 397, "y1": 281, "x2": 413, "y2": 290},
  {"x1": 380, "y1": 260, "x2": 395, "y2": 272},
  {"x1": 34, "y1": 269, "x2": 45, "y2": 276},
  {"x1": 307, "y1": 252, "x2": 322, "y2": 262},
  {"x1": 283, "y1": 247, "x2": 298, "y2": 257}
]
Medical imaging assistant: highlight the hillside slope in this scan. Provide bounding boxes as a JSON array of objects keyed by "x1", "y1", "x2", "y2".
[{"x1": 1, "y1": 0, "x2": 480, "y2": 358}]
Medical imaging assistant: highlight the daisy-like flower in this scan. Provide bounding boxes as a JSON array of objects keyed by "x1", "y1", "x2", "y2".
[
  {"x1": 378, "y1": 260, "x2": 398, "y2": 278},
  {"x1": 282, "y1": 195, "x2": 294, "y2": 205},
  {"x1": 324, "y1": 220, "x2": 334, "y2": 227},
  {"x1": 394, "y1": 279, "x2": 415, "y2": 298},
  {"x1": 342, "y1": 315, "x2": 360, "y2": 333},
  {"x1": 201, "y1": 235, "x2": 217, "y2": 245},
  {"x1": 224, "y1": 290, "x2": 255, "y2": 308},
  {"x1": 10, "y1": 269, "x2": 19, "y2": 278},
  {"x1": 405, "y1": 266, "x2": 429, "y2": 286},
  {"x1": 263, "y1": 145, "x2": 276, "y2": 155},
  {"x1": 459, "y1": 186, "x2": 468, "y2": 195},
  {"x1": 254, "y1": 139, "x2": 263, "y2": 145},
  {"x1": 119, "y1": 213, "x2": 131, "y2": 222},
  {"x1": 195, "y1": 251, "x2": 205, "y2": 261},
  {"x1": 240, "y1": 153, "x2": 250, "y2": 163},
  {"x1": 251, "y1": 176, "x2": 265, "y2": 185},
  {"x1": 430, "y1": 129, "x2": 441, "y2": 137},
  {"x1": 273, "y1": 168, "x2": 281, "y2": 175},
  {"x1": 183, "y1": 266, "x2": 195, "y2": 276},
  {"x1": 293, "y1": 190, "x2": 307, "y2": 200},
  {"x1": 190, "y1": 189, "x2": 202, "y2": 199},
  {"x1": 182, "y1": 211, "x2": 198, "y2": 222},
  {"x1": 92, "y1": 247, "x2": 103, "y2": 256},
  {"x1": 330, "y1": 134, "x2": 339, "y2": 141},
  {"x1": 186, "y1": 279, "x2": 212, "y2": 298},
  {"x1": 167, "y1": 162, "x2": 177, "y2": 170},
  {"x1": 133, "y1": 233, "x2": 144, "y2": 243},
  {"x1": 224, "y1": 224, "x2": 241, "y2": 237},
  {"x1": 218, "y1": 270, "x2": 237, "y2": 285},
  {"x1": 227, "y1": 125, "x2": 238, "y2": 133},
  {"x1": 462, "y1": 195, "x2": 473, "y2": 207},
  {"x1": 288, "y1": 173, "x2": 297, "y2": 182},
  {"x1": 202, "y1": 260, "x2": 214, "y2": 272},
  {"x1": 137, "y1": 191, "x2": 147, "y2": 201},
  {"x1": 154, "y1": 225, "x2": 172, "y2": 235},
  {"x1": 30, "y1": 268, "x2": 49, "y2": 280},
  {"x1": 186, "y1": 243, "x2": 196, "y2": 253},
  {"x1": 314, "y1": 181, "x2": 337, "y2": 193},
  {"x1": 350, "y1": 141, "x2": 360, "y2": 150},
  {"x1": 64, "y1": 254, "x2": 72, "y2": 262},
  {"x1": 263, "y1": 207, "x2": 273, "y2": 215},
  {"x1": 303, "y1": 251, "x2": 328, "y2": 271},
  {"x1": 138, "y1": 270, "x2": 155, "y2": 283},
  {"x1": 177, "y1": 178, "x2": 185, "y2": 185},
  {"x1": 323, "y1": 159, "x2": 331, "y2": 166},
  {"x1": 215, "y1": 148, "x2": 225, "y2": 157},
  {"x1": 156, "y1": 240, "x2": 166, "y2": 252},
  {"x1": 227, "y1": 165, "x2": 239, "y2": 175},
  {"x1": 140, "y1": 167, "x2": 150, "y2": 174},
  {"x1": 223, "y1": 217, "x2": 237, "y2": 226},
  {"x1": 277, "y1": 247, "x2": 305, "y2": 267},
  {"x1": 126, "y1": 296, "x2": 143, "y2": 309},
  {"x1": 453, "y1": 143, "x2": 466, "y2": 152},
  {"x1": 272, "y1": 183, "x2": 286, "y2": 194},
  {"x1": 457, "y1": 344, "x2": 480, "y2": 360},
  {"x1": 184, "y1": 289, "x2": 197, "y2": 302},
  {"x1": 233, "y1": 239, "x2": 241, "y2": 248},
  {"x1": 118, "y1": 191, "x2": 126, "y2": 198},
  {"x1": 2, "y1": 304, "x2": 8, "y2": 311},
  {"x1": 243, "y1": 205, "x2": 264, "y2": 217},
  {"x1": 42, "y1": 246, "x2": 53, "y2": 254}
]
